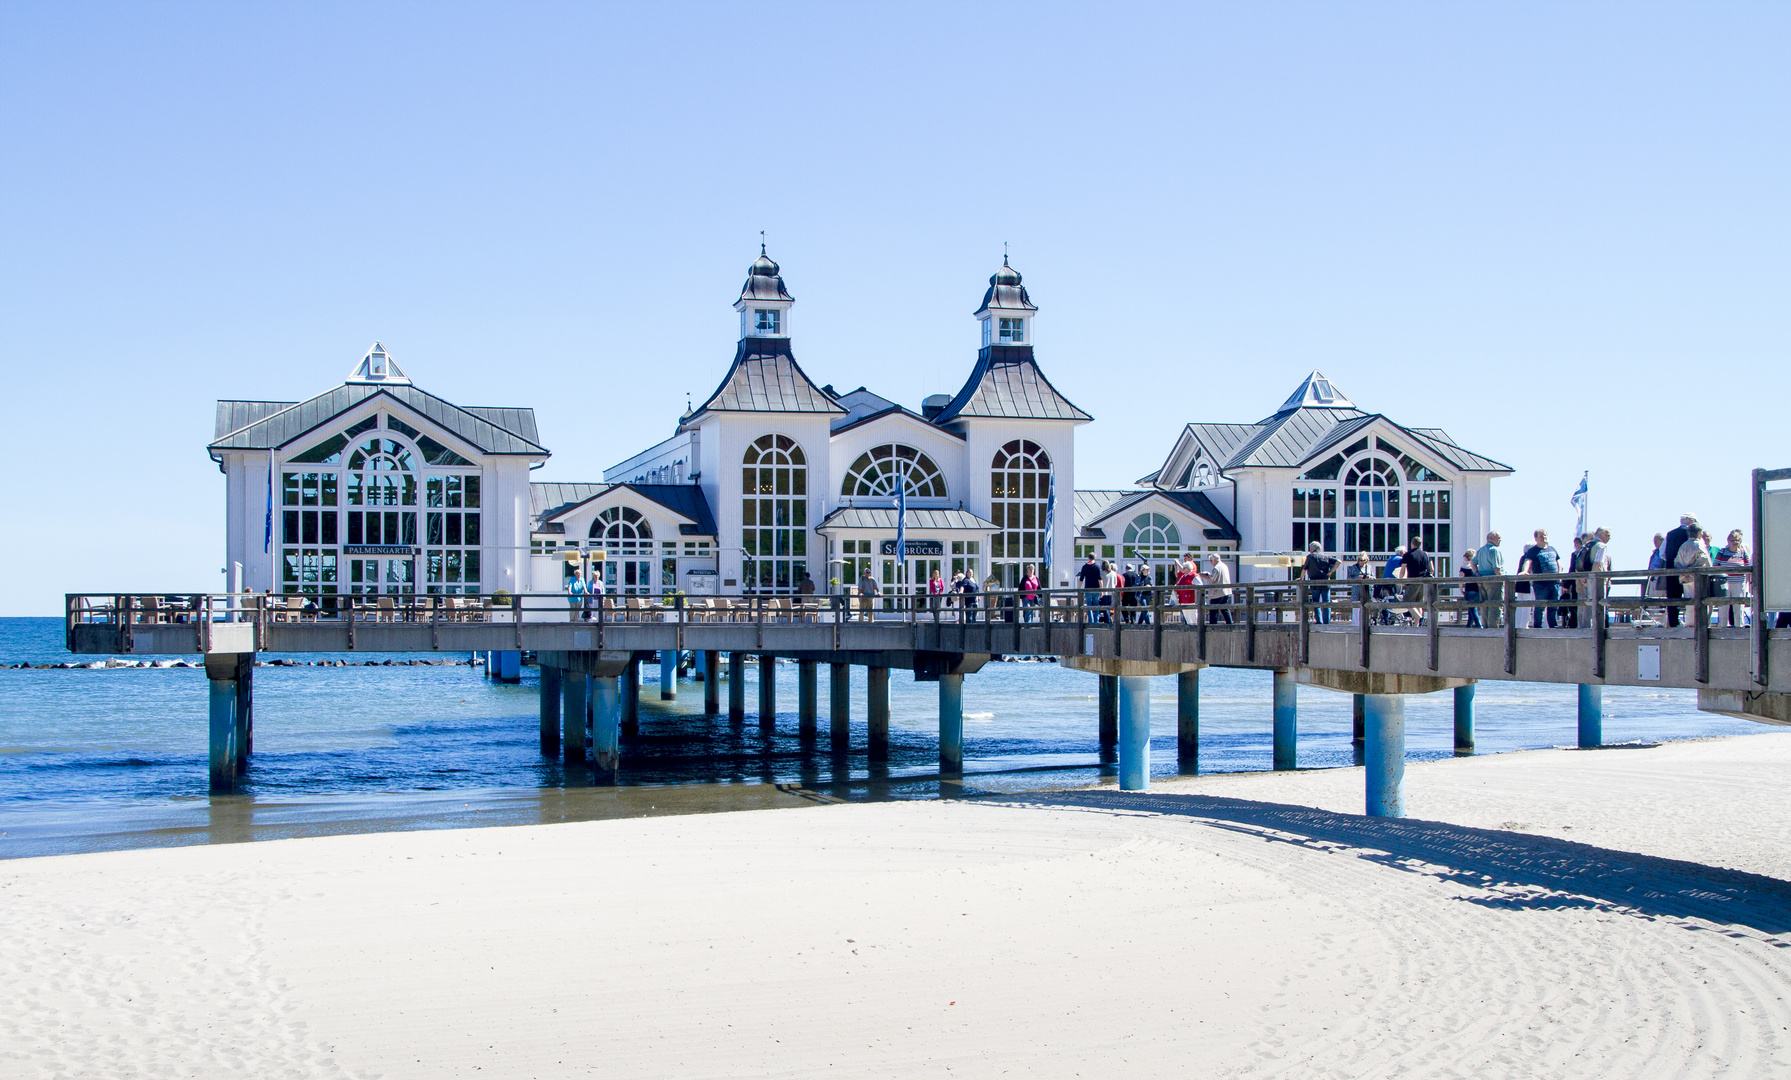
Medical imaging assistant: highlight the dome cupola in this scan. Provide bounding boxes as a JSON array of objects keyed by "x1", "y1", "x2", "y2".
[
  {"x1": 974, "y1": 256, "x2": 1037, "y2": 347},
  {"x1": 734, "y1": 242, "x2": 794, "y2": 339}
]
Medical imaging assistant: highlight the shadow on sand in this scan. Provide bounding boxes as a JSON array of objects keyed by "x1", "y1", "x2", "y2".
[{"x1": 991, "y1": 788, "x2": 1791, "y2": 938}]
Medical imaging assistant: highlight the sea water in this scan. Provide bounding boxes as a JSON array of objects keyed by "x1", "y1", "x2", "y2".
[{"x1": 0, "y1": 616, "x2": 1777, "y2": 857}]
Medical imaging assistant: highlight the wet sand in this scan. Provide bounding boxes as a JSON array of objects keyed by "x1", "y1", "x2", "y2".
[{"x1": 4, "y1": 733, "x2": 1790, "y2": 1078}]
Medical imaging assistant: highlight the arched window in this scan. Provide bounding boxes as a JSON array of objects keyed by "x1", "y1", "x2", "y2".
[
  {"x1": 1341, "y1": 455, "x2": 1401, "y2": 558},
  {"x1": 1123, "y1": 512, "x2": 1182, "y2": 585},
  {"x1": 840, "y1": 444, "x2": 948, "y2": 499},
  {"x1": 591, "y1": 506, "x2": 655, "y2": 594},
  {"x1": 989, "y1": 439, "x2": 1051, "y2": 587},
  {"x1": 741, "y1": 434, "x2": 808, "y2": 592},
  {"x1": 343, "y1": 436, "x2": 418, "y2": 595}
]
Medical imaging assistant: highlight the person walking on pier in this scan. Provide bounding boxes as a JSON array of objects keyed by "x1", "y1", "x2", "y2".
[
  {"x1": 1302, "y1": 541, "x2": 1337, "y2": 624},
  {"x1": 1662, "y1": 515, "x2": 1698, "y2": 627},
  {"x1": 1020, "y1": 564, "x2": 1041, "y2": 623},
  {"x1": 565, "y1": 566, "x2": 588, "y2": 622},
  {"x1": 1175, "y1": 559, "x2": 1202, "y2": 624},
  {"x1": 1714, "y1": 529, "x2": 1751, "y2": 627},
  {"x1": 1473, "y1": 532, "x2": 1505, "y2": 628},
  {"x1": 1348, "y1": 551, "x2": 1374, "y2": 625},
  {"x1": 1205, "y1": 553, "x2": 1233, "y2": 624},
  {"x1": 1460, "y1": 552, "x2": 1482, "y2": 627},
  {"x1": 1402, "y1": 537, "x2": 1433, "y2": 625},
  {"x1": 857, "y1": 567, "x2": 881, "y2": 621},
  {"x1": 954, "y1": 569, "x2": 980, "y2": 622},
  {"x1": 1519, "y1": 530, "x2": 1561, "y2": 628},
  {"x1": 1079, "y1": 556, "x2": 1103, "y2": 616}
]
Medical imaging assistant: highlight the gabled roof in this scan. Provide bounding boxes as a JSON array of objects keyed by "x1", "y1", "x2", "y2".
[
  {"x1": 816, "y1": 507, "x2": 999, "y2": 531},
  {"x1": 686, "y1": 337, "x2": 845, "y2": 422},
  {"x1": 1402, "y1": 427, "x2": 1512, "y2": 474},
  {"x1": 1225, "y1": 406, "x2": 1371, "y2": 469},
  {"x1": 209, "y1": 383, "x2": 548, "y2": 457},
  {"x1": 932, "y1": 345, "x2": 1091, "y2": 424},
  {"x1": 1082, "y1": 489, "x2": 1240, "y2": 542},
  {"x1": 215, "y1": 400, "x2": 297, "y2": 441},
  {"x1": 831, "y1": 402, "x2": 966, "y2": 440},
  {"x1": 532, "y1": 482, "x2": 718, "y2": 536}
]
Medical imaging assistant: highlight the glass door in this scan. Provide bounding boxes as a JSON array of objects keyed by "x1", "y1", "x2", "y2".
[{"x1": 604, "y1": 558, "x2": 655, "y2": 596}]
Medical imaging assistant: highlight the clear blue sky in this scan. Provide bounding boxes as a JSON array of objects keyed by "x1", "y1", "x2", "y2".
[{"x1": 2, "y1": 3, "x2": 1785, "y2": 614}]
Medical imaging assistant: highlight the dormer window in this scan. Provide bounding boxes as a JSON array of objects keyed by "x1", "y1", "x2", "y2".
[
  {"x1": 999, "y1": 317, "x2": 1025, "y2": 343},
  {"x1": 754, "y1": 309, "x2": 780, "y2": 335}
]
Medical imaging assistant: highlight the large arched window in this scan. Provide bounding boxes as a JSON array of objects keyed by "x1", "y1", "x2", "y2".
[
  {"x1": 1123, "y1": 512, "x2": 1182, "y2": 585},
  {"x1": 343, "y1": 437, "x2": 418, "y2": 595},
  {"x1": 741, "y1": 434, "x2": 808, "y2": 591},
  {"x1": 840, "y1": 444, "x2": 948, "y2": 499},
  {"x1": 990, "y1": 439, "x2": 1051, "y2": 588},
  {"x1": 592, "y1": 506, "x2": 655, "y2": 595}
]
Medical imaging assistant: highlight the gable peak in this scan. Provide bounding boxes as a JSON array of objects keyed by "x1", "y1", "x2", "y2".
[
  {"x1": 347, "y1": 342, "x2": 410, "y2": 385},
  {"x1": 1276, "y1": 370, "x2": 1351, "y2": 413}
]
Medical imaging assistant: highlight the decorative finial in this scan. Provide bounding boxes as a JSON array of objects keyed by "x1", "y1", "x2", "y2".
[
  {"x1": 760, "y1": 230, "x2": 766, "y2": 256},
  {"x1": 1003, "y1": 241, "x2": 1009, "y2": 265}
]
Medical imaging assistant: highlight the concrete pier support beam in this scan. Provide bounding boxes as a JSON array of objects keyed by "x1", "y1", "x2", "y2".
[
  {"x1": 1364, "y1": 694, "x2": 1406, "y2": 818},
  {"x1": 660, "y1": 650, "x2": 677, "y2": 700},
  {"x1": 1352, "y1": 694, "x2": 1366, "y2": 745},
  {"x1": 830, "y1": 663, "x2": 851, "y2": 747},
  {"x1": 703, "y1": 651, "x2": 720, "y2": 714},
  {"x1": 561, "y1": 673, "x2": 588, "y2": 764},
  {"x1": 758, "y1": 654, "x2": 777, "y2": 730},
  {"x1": 867, "y1": 666, "x2": 891, "y2": 761},
  {"x1": 1578, "y1": 684, "x2": 1603, "y2": 748},
  {"x1": 1454, "y1": 683, "x2": 1476, "y2": 753},
  {"x1": 1176, "y1": 669, "x2": 1199, "y2": 773},
  {"x1": 939, "y1": 673, "x2": 964, "y2": 775},
  {"x1": 492, "y1": 650, "x2": 521, "y2": 683},
  {"x1": 1118, "y1": 675, "x2": 1152, "y2": 791},
  {"x1": 539, "y1": 664, "x2": 562, "y2": 757},
  {"x1": 1272, "y1": 669, "x2": 1298, "y2": 771},
  {"x1": 233, "y1": 658, "x2": 254, "y2": 771},
  {"x1": 591, "y1": 676, "x2": 620, "y2": 779},
  {"x1": 1098, "y1": 675, "x2": 1119, "y2": 746},
  {"x1": 798, "y1": 660, "x2": 818, "y2": 738},
  {"x1": 204, "y1": 652, "x2": 251, "y2": 794},
  {"x1": 728, "y1": 652, "x2": 745, "y2": 719},
  {"x1": 621, "y1": 659, "x2": 640, "y2": 736}
]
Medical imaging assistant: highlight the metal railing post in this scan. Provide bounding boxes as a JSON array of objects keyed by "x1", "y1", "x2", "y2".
[
  {"x1": 1695, "y1": 571, "x2": 1711, "y2": 685},
  {"x1": 1426, "y1": 582, "x2": 1439, "y2": 671}
]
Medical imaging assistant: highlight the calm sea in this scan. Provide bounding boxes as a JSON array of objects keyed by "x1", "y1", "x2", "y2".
[{"x1": 1, "y1": 616, "x2": 1777, "y2": 858}]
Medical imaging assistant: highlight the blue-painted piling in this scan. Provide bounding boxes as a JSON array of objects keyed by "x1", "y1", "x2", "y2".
[
  {"x1": 1118, "y1": 675, "x2": 1151, "y2": 791},
  {"x1": 621, "y1": 659, "x2": 640, "y2": 735},
  {"x1": 492, "y1": 650, "x2": 521, "y2": 683},
  {"x1": 1454, "y1": 683, "x2": 1476, "y2": 753},
  {"x1": 591, "y1": 675, "x2": 620, "y2": 777},
  {"x1": 939, "y1": 673, "x2": 964, "y2": 774},
  {"x1": 561, "y1": 673, "x2": 587, "y2": 764},
  {"x1": 758, "y1": 654, "x2": 777, "y2": 729},
  {"x1": 660, "y1": 650, "x2": 677, "y2": 700},
  {"x1": 1177, "y1": 669, "x2": 1200, "y2": 773},
  {"x1": 1272, "y1": 669, "x2": 1298, "y2": 770},
  {"x1": 539, "y1": 664, "x2": 562, "y2": 756},
  {"x1": 830, "y1": 662, "x2": 851, "y2": 747},
  {"x1": 1578, "y1": 684, "x2": 1603, "y2": 748},
  {"x1": 1364, "y1": 693, "x2": 1406, "y2": 817},
  {"x1": 207, "y1": 671, "x2": 239, "y2": 794},
  {"x1": 728, "y1": 652, "x2": 745, "y2": 719}
]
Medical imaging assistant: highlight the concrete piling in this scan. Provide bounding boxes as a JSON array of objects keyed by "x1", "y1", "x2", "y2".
[
  {"x1": 1364, "y1": 693, "x2": 1406, "y2": 818},
  {"x1": 728, "y1": 652, "x2": 745, "y2": 719},
  {"x1": 1118, "y1": 675, "x2": 1151, "y2": 791},
  {"x1": 621, "y1": 658, "x2": 640, "y2": 735},
  {"x1": 561, "y1": 673, "x2": 588, "y2": 764},
  {"x1": 758, "y1": 654, "x2": 776, "y2": 730},
  {"x1": 1454, "y1": 683, "x2": 1476, "y2": 753},
  {"x1": 830, "y1": 662, "x2": 851, "y2": 748},
  {"x1": 539, "y1": 664, "x2": 562, "y2": 757},
  {"x1": 204, "y1": 652, "x2": 251, "y2": 794},
  {"x1": 1177, "y1": 669, "x2": 1199, "y2": 773},
  {"x1": 1578, "y1": 684, "x2": 1603, "y2": 748},
  {"x1": 1352, "y1": 693, "x2": 1366, "y2": 745},
  {"x1": 868, "y1": 666, "x2": 890, "y2": 761},
  {"x1": 1272, "y1": 669, "x2": 1298, "y2": 771},
  {"x1": 939, "y1": 673, "x2": 964, "y2": 775},
  {"x1": 703, "y1": 651, "x2": 720, "y2": 714},
  {"x1": 591, "y1": 675, "x2": 620, "y2": 778},
  {"x1": 798, "y1": 660, "x2": 818, "y2": 738},
  {"x1": 659, "y1": 650, "x2": 677, "y2": 700}
]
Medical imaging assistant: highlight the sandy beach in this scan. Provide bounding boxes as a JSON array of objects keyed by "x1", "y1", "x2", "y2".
[{"x1": 5, "y1": 735, "x2": 1791, "y2": 1079}]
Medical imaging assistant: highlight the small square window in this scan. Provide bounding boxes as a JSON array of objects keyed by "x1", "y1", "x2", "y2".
[
  {"x1": 999, "y1": 318, "x2": 1024, "y2": 343},
  {"x1": 755, "y1": 309, "x2": 780, "y2": 334}
]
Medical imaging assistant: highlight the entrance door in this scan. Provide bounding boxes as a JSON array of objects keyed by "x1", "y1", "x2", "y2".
[
  {"x1": 909, "y1": 558, "x2": 942, "y2": 603},
  {"x1": 605, "y1": 558, "x2": 655, "y2": 596}
]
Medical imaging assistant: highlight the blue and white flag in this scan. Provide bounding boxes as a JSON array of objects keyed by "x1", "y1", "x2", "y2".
[
  {"x1": 1042, "y1": 477, "x2": 1056, "y2": 580},
  {"x1": 1570, "y1": 471, "x2": 1589, "y2": 537},
  {"x1": 264, "y1": 453, "x2": 275, "y2": 554},
  {"x1": 893, "y1": 462, "x2": 907, "y2": 581}
]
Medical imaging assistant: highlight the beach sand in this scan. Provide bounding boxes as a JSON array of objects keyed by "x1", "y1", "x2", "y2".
[{"x1": 5, "y1": 734, "x2": 1791, "y2": 1079}]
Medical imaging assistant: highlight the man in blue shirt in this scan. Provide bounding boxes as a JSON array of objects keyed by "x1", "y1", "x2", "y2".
[
  {"x1": 1473, "y1": 531, "x2": 1505, "y2": 627},
  {"x1": 1519, "y1": 529, "x2": 1562, "y2": 628}
]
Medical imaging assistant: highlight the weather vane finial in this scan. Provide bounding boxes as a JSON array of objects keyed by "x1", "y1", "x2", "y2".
[
  {"x1": 1003, "y1": 240, "x2": 1009, "y2": 265},
  {"x1": 760, "y1": 230, "x2": 766, "y2": 256}
]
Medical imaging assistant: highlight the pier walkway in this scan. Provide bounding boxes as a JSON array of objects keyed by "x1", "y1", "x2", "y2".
[{"x1": 66, "y1": 565, "x2": 1786, "y2": 816}]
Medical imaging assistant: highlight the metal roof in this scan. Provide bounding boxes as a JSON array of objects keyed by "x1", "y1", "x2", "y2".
[
  {"x1": 214, "y1": 400, "x2": 297, "y2": 441},
  {"x1": 816, "y1": 507, "x2": 999, "y2": 531},
  {"x1": 1074, "y1": 490, "x2": 1131, "y2": 529},
  {"x1": 462, "y1": 406, "x2": 541, "y2": 445},
  {"x1": 1226, "y1": 407, "x2": 1371, "y2": 469},
  {"x1": 210, "y1": 383, "x2": 547, "y2": 456},
  {"x1": 932, "y1": 346, "x2": 1091, "y2": 424},
  {"x1": 1403, "y1": 427, "x2": 1512, "y2": 474},
  {"x1": 830, "y1": 403, "x2": 965, "y2": 440},
  {"x1": 972, "y1": 259, "x2": 1037, "y2": 317},
  {"x1": 1274, "y1": 370, "x2": 1355, "y2": 413},
  {"x1": 1083, "y1": 489, "x2": 1240, "y2": 541},
  {"x1": 738, "y1": 251, "x2": 794, "y2": 303},
  {"x1": 531, "y1": 482, "x2": 718, "y2": 535},
  {"x1": 687, "y1": 337, "x2": 846, "y2": 421}
]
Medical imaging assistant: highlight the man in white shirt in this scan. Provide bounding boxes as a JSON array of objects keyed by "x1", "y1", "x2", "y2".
[{"x1": 1205, "y1": 553, "x2": 1233, "y2": 624}]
